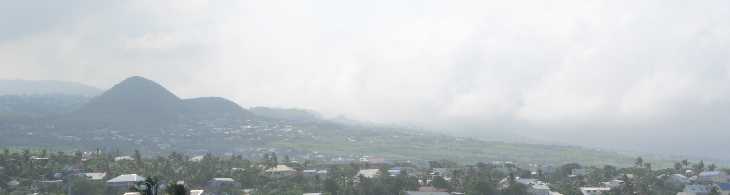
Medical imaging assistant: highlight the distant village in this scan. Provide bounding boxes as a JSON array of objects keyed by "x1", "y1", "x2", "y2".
[{"x1": 0, "y1": 148, "x2": 728, "y2": 195}]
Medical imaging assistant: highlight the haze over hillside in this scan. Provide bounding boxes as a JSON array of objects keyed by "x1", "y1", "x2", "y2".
[
  {"x1": 0, "y1": 76, "x2": 651, "y2": 166},
  {"x1": 2, "y1": 0, "x2": 730, "y2": 161}
]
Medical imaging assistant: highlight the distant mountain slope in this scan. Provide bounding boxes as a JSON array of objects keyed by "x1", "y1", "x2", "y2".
[
  {"x1": 250, "y1": 107, "x2": 322, "y2": 121},
  {"x1": 0, "y1": 94, "x2": 90, "y2": 118},
  {"x1": 183, "y1": 97, "x2": 253, "y2": 119},
  {"x1": 0, "y1": 79, "x2": 101, "y2": 96}
]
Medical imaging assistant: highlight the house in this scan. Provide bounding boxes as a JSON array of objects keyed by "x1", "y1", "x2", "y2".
[
  {"x1": 677, "y1": 184, "x2": 710, "y2": 195},
  {"x1": 698, "y1": 171, "x2": 728, "y2": 183},
  {"x1": 404, "y1": 191, "x2": 451, "y2": 195},
  {"x1": 356, "y1": 169, "x2": 381, "y2": 179},
  {"x1": 664, "y1": 174, "x2": 691, "y2": 188},
  {"x1": 601, "y1": 179, "x2": 624, "y2": 188},
  {"x1": 265, "y1": 165, "x2": 297, "y2": 178},
  {"x1": 498, "y1": 177, "x2": 553, "y2": 195},
  {"x1": 81, "y1": 172, "x2": 107, "y2": 181},
  {"x1": 106, "y1": 174, "x2": 145, "y2": 189},
  {"x1": 190, "y1": 190, "x2": 204, "y2": 195},
  {"x1": 114, "y1": 156, "x2": 134, "y2": 161},
  {"x1": 579, "y1": 187, "x2": 610, "y2": 195},
  {"x1": 189, "y1": 155, "x2": 205, "y2": 162},
  {"x1": 204, "y1": 178, "x2": 241, "y2": 195}
]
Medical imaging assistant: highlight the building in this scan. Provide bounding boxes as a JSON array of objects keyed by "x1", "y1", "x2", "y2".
[
  {"x1": 106, "y1": 174, "x2": 145, "y2": 189},
  {"x1": 114, "y1": 156, "x2": 134, "y2": 161},
  {"x1": 404, "y1": 191, "x2": 451, "y2": 195},
  {"x1": 601, "y1": 179, "x2": 624, "y2": 189},
  {"x1": 677, "y1": 184, "x2": 710, "y2": 195},
  {"x1": 664, "y1": 174, "x2": 691, "y2": 188},
  {"x1": 698, "y1": 171, "x2": 728, "y2": 183},
  {"x1": 81, "y1": 172, "x2": 107, "y2": 181},
  {"x1": 204, "y1": 178, "x2": 241, "y2": 195},
  {"x1": 356, "y1": 169, "x2": 381, "y2": 179},
  {"x1": 265, "y1": 165, "x2": 297, "y2": 178},
  {"x1": 579, "y1": 187, "x2": 610, "y2": 195}
]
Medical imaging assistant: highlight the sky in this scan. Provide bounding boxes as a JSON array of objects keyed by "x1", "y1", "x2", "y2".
[{"x1": 1, "y1": 0, "x2": 730, "y2": 159}]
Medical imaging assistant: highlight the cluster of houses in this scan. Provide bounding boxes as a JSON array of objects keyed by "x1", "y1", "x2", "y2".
[
  {"x1": 563, "y1": 169, "x2": 730, "y2": 195},
  {"x1": 670, "y1": 170, "x2": 730, "y2": 195}
]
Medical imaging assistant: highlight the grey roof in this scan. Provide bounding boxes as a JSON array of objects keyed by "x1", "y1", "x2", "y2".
[
  {"x1": 107, "y1": 174, "x2": 145, "y2": 183},
  {"x1": 404, "y1": 192, "x2": 450, "y2": 195},
  {"x1": 82, "y1": 172, "x2": 107, "y2": 180},
  {"x1": 211, "y1": 178, "x2": 235, "y2": 182}
]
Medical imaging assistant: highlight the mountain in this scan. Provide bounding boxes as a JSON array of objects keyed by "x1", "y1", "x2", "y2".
[
  {"x1": 66, "y1": 76, "x2": 249, "y2": 127},
  {"x1": 0, "y1": 79, "x2": 102, "y2": 96},
  {"x1": 68, "y1": 76, "x2": 186, "y2": 126}
]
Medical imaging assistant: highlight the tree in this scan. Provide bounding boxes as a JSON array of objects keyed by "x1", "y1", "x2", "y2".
[
  {"x1": 709, "y1": 164, "x2": 717, "y2": 171},
  {"x1": 133, "y1": 177, "x2": 160, "y2": 195},
  {"x1": 674, "y1": 162, "x2": 682, "y2": 171},
  {"x1": 323, "y1": 178, "x2": 339, "y2": 195},
  {"x1": 710, "y1": 186, "x2": 721, "y2": 195},
  {"x1": 465, "y1": 179, "x2": 495, "y2": 195},
  {"x1": 695, "y1": 160, "x2": 705, "y2": 172},
  {"x1": 134, "y1": 150, "x2": 144, "y2": 170},
  {"x1": 165, "y1": 181, "x2": 188, "y2": 195},
  {"x1": 67, "y1": 176, "x2": 105, "y2": 195},
  {"x1": 681, "y1": 159, "x2": 689, "y2": 169},
  {"x1": 635, "y1": 157, "x2": 644, "y2": 168},
  {"x1": 432, "y1": 176, "x2": 450, "y2": 190}
]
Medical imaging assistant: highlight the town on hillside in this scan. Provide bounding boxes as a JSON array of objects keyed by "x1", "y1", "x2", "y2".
[{"x1": 0, "y1": 149, "x2": 727, "y2": 195}]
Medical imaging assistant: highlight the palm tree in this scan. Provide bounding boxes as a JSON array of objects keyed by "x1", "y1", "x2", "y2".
[
  {"x1": 165, "y1": 181, "x2": 188, "y2": 195},
  {"x1": 133, "y1": 177, "x2": 161, "y2": 195}
]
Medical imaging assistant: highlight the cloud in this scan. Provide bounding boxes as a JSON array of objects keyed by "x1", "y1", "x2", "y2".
[{"x1": 1, "y1": 0, "x2": 730, "y2": 158}]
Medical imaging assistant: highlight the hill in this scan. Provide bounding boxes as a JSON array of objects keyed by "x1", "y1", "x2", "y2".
[{"x1": 68, "y1": 76, "x2": 186, "y2": 126}]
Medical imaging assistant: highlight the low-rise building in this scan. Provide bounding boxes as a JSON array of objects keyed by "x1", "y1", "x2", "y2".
[
  {"x1": 698, "y1": 171, "x2": 728, "y2": 183},
  {"x1": 579, "y1": 187, "x2": 610, "y2": 195},
  {"x1": 265, "y1": 165, "x2": 297, "y2": 178},
  {"x1": 106, "y1": 174, "x2": 145, "y2": 189}
]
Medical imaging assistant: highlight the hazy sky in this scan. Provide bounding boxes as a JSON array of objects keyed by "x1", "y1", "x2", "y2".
[{"x1": 2, "y1": 0, "x2": 730, "y2": 158}]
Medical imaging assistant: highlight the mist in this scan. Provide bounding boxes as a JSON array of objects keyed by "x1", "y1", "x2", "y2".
[{"x1": 2, "y1": 0, "x2": 730, "y2": 159}]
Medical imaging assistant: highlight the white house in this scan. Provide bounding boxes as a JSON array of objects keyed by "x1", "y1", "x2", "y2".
[
  {"x1": 107, "y1": 174, "x2": 145, "y2": 189},
  {"x1": 579, "y1": 187, "x2": 610, "y2": 195},
  {"x1": 265, "y1": 165, "x2": 297, "y2": 178}
]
